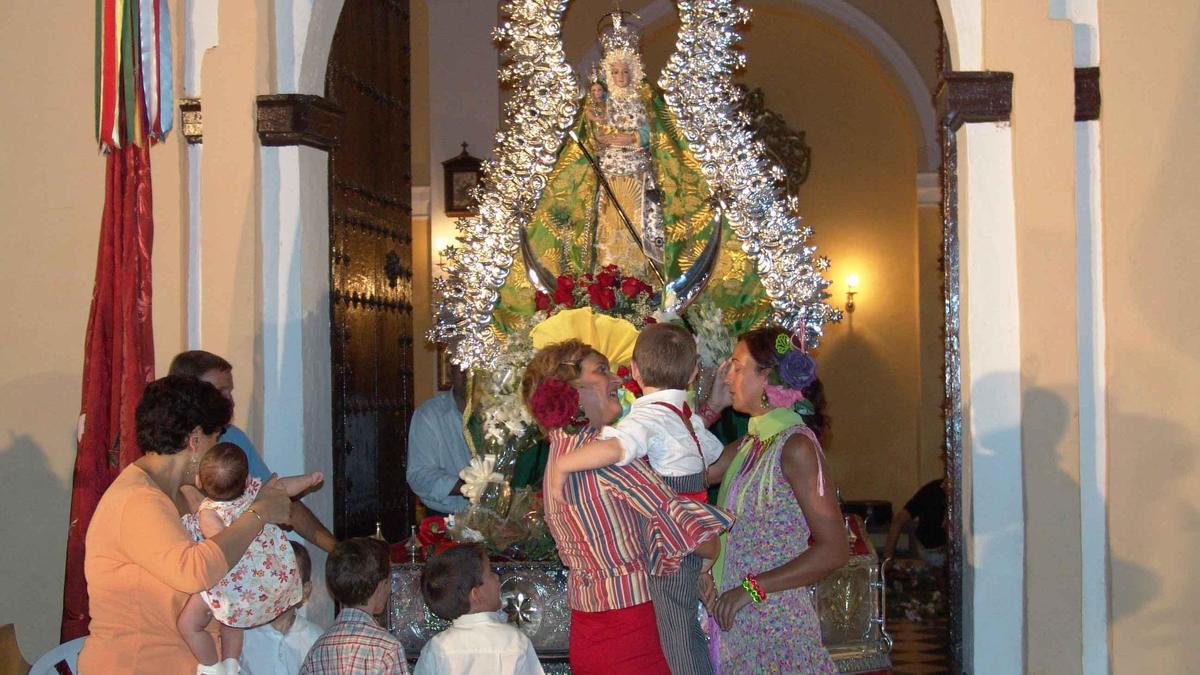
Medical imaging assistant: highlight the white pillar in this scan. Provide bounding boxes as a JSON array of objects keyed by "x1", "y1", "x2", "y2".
[
  {"x1": 958, "y1": 121, "x2": 1024, "y2": 674},
  {"x1": 257, "y1": 0, "x2": 337, "y2": 626}
]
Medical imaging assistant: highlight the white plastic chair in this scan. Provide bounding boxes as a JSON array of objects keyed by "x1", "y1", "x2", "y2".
[{"x1": 28, "y1": 637, "x2": 85, "y2": 675}]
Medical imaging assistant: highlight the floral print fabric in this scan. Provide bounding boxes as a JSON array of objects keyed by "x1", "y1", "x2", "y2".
[
  {"x1": 716, "y1": 426, "x2": 836, "y2": 673},
  {"x1": 182, "y1": 477, "x2": 302, "y2": 628}
]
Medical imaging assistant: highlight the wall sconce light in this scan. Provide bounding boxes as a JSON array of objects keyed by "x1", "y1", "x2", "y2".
[
  {"x1": 433, "y1": 238, "x2": 449, "y2": 266},
  {"x1": 845, "y1": 273, "x2": 860, "y2": 313}
]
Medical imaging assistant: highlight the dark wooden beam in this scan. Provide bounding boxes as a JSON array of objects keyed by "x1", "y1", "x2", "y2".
[
  {"x1": 1075, "y1": 67, "x2": 1101, "y2": 122},
  {"x1": 936, "y1": 71, "x2": 1014, "y2": 131},
  {"x1": 255, "y1": 94, "x2": 344, "y2": 151}
]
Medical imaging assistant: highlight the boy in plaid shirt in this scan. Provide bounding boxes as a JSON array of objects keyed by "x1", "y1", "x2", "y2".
[{"x1": 299, "y1": 538, "x2": 407, "y2": 675}]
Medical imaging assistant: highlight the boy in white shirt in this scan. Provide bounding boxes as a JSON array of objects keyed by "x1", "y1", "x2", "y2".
[
  {"x1": 414, "y1": 544, "x2": 544, "y2": 675},
  {"x1": 240, "y1": 541, "x2": 324, "y2": 675},
  {"x1": 546, "y1": 322, "x2": 725, "y2": 675}
]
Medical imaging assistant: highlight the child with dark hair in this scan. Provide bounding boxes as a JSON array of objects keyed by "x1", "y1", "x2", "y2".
[
  {"x1": 300, "y1": 538, "x2": 408, "y2": 675},
  {"x1": 415, "y1": 544, "x2": 543, "y2": 675},
  {"x1": 178, "y1": 443, "x2": 325, "y2": 674},
  {"x1": 240, "y1": 541, "x2": 324, "y2": 674},
  {"x1": 545, "y1": 322, "x2": 726, "y2": 675}
]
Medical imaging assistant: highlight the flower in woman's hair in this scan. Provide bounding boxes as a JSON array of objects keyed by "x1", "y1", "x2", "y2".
[
  {"x1": 777, "y1": 349, "x2": 818, "y2": 390},
  {"x1": 530, "y1": 378, "x2": 581, "y2": 429},
  {"x1": 554, "y1": 275, "x2": 576, "y2": 305},
  {"x1": 764, "y1": 383, "x2": 808, "y2": 410},
  {"x1": 535, "y1": 291, "x2": 551, "y2": 312},
  {"x1": 774, "y1": 333, "x2": 792, "y2": 355}
]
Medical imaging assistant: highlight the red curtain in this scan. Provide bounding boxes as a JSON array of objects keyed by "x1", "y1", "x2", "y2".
[{"x1": 60, "y1": 141, "x2": 156, "y2": 641}]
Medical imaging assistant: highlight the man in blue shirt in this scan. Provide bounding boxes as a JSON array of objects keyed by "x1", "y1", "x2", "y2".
[
  {"x1": 406, "y1": 366, "x2": 471, "y2": 515},
  {"x1": 169, "y1": 350, "x2": 338, "y2": 553}
]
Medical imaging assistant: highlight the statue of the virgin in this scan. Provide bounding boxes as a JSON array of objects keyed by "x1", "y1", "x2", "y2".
[{"x1": 493, "y1": 11, "x2": 771, "y2": 335}]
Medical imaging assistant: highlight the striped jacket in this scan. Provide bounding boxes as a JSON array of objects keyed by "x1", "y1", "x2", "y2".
[{"x1": 543, "y1": 428, "x2": 735, "y2": 612}]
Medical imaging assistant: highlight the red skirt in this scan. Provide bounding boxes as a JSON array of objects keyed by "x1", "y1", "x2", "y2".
[{"x1": 569, "y1": 601, "x2": 671, "y2": 675}]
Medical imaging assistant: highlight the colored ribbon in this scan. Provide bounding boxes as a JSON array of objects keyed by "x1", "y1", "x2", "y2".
[{"x1": 97, "y1": 0, "x2": 174, "y2": 150}]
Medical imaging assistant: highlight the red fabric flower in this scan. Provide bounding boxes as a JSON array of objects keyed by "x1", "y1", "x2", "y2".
[
  {"x1": 588, "y1": 284, "x2": 616, "y2": 310},
  {"x1": 597, "y1": 270, "x2": 617, "y2": 288},
  {"x1": 531, "y1": 378, "x2": 581, "y2": 428},
  {"x1": 603, "y1": 264, "x2": 620, "y2": 277},
  {"x1": 554, "y1": 275, "x2": 576, "y2": 306},
  {"x1": 535, "y1": 290, "x2": 551, "y2": 312},
  {"x1": 617, "y1": 366, "x2": 630, "y2": 379}
]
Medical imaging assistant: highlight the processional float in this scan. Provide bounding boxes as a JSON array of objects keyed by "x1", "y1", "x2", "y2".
[{"x1": 394, "y1": 1, "x2": 889, "y2": 672}]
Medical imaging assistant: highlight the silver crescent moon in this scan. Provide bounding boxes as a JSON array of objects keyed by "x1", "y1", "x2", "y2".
[
  {"x1": 663, "y1": 206, "x2": 724, "y2": 315},
  {"x1": 519, "y1": 227, "x2": 558, "y2": 295}
]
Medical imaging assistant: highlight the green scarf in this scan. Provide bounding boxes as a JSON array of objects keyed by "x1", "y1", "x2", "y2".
[{"x1": 711, "y1": 407, "x2": 806, "y2": 589}]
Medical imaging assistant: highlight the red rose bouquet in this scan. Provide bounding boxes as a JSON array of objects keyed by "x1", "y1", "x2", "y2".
[{"x1": 531, "y1": 264, "x2": 658, "y2": 329}]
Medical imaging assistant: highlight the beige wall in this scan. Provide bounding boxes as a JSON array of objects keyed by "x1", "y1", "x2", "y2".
[
  {"x1": 410, "y1": 0, "x2": 431, "y2": 190},
  {"x1": 1100, "y1": 0, "x2": 1200, "y2": 671},
  {"x1": 0, "y1": 3, "x2": 188, "y2": 659},
  {"x1": 198, "y1": 0, "x2": 271, "y2": 445},
  {"x1": 410, "y1": 0, "x2": 437, "y2": 406}
]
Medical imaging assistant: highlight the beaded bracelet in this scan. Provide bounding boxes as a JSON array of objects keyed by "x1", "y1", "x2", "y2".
[{"x1": 741, "y1": 574, "x2": 767, "y2": 603}]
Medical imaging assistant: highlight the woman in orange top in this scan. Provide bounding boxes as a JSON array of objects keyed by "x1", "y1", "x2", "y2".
[{"x1": 78, "y1": 376, "x2": 293, "y2": 674}]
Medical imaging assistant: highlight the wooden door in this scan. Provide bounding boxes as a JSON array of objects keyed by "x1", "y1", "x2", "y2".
[{"x1": 327, "y1": 0, "x2": 414, "y2": 541}]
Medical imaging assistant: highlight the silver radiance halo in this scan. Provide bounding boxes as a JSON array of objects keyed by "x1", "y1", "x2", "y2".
[{"x1": 432, "y1": 0, "x2": 840, "y2": 369}]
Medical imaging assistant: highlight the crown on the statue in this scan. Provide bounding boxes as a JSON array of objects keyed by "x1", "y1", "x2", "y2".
[{"x1": 598, "y1": 11, "x2": 640, "y2": 56}]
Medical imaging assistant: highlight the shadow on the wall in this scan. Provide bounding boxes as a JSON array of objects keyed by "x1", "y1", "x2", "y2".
[
  {"x1": 0, "y1": 432, "x2": 69, "y2": 655},
  {"x1": 1104, "y1": 412, "x2": 1187, "y2": 634}
]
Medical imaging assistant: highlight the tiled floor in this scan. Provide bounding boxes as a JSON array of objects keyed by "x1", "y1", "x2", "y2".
[{"x1": 888, "y1": 617, "x2": 950, "y2": 675}]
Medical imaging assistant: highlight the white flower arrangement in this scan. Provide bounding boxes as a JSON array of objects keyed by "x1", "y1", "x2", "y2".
[
  {"x1": 687, "y1": 296, "x2": 732, "y2": 369},
  {"x1": 473, "y1": 312, "x2": 543, "y2": 450}
]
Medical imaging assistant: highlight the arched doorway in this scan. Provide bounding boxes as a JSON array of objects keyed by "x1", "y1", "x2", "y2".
[{"x1": 326, "y1": 0, "x2": 416, "y2": 541}]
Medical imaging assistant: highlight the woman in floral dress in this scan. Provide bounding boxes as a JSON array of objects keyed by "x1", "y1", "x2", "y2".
[{"x1": 703, "y1": 326, "x2": 849, "y2": 673}]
